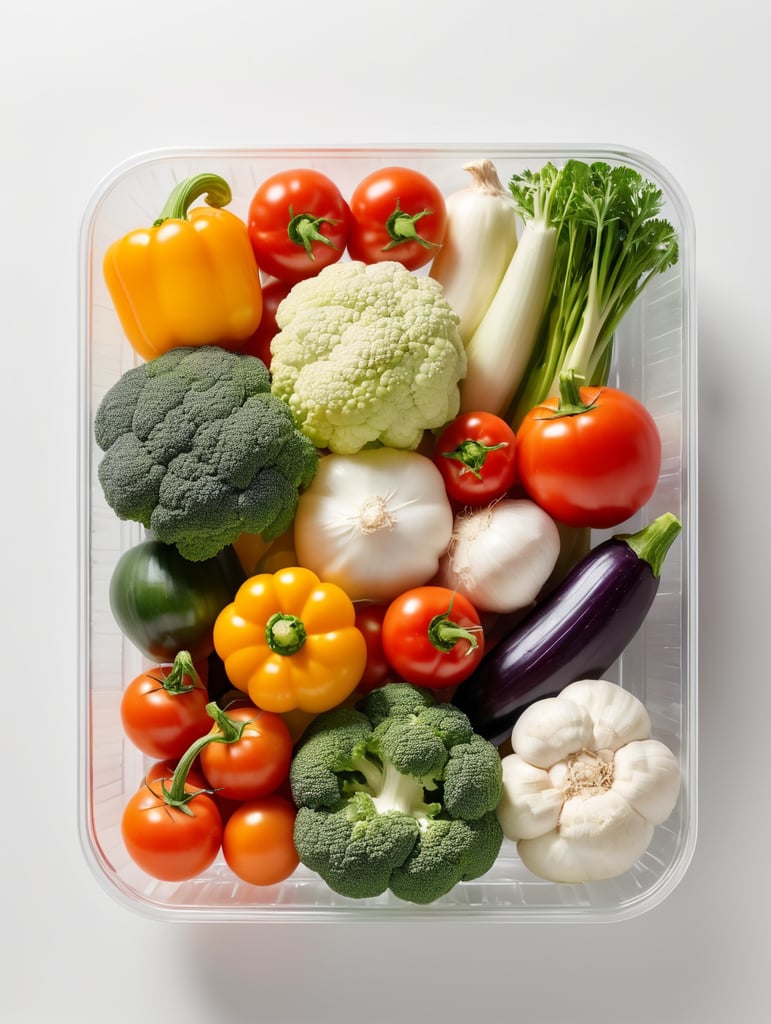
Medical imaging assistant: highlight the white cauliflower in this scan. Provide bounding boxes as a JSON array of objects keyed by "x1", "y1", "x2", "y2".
[{"x1": 269, "y1": 260, "x2": 466, "y2": 454}]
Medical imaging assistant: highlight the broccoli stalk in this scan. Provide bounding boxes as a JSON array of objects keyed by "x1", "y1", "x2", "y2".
[
  {"x1": 507, "y1": 161, "x2": 679, "y2": 428},
  {"x1": 290, "y1": 683, "x2": 504, "y2": 905},
  {"x1": 343, "y1": 745, "x2": 442, "y2": 827}
]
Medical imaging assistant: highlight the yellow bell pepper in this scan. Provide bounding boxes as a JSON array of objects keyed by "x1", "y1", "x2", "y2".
[
  {"x1": 103, "y1": 173, "x2": 263, "y2": 361},
  {"x1": 212, "y1": 566, "x2": 367, "y2": 715}
]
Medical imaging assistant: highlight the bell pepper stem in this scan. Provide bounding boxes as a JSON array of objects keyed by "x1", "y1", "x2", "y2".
[
  {"x1": 154, "y1": 172, "x2": 232, "y2": 226},
  {"x1": 265, "y1": 612, "x2": 307, "y2": 656}
]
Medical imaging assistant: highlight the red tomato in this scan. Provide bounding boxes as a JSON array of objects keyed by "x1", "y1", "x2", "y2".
[
  {"x1": 121, "y1": 776, "x2": 223, "y2": 882},
  {"x1": 144, "y1": 758, "x2": 209, "y2": 792},
  {"x1": 354, "y1": 601, "x2": 395, "y2": 694},
  {"x1": 199, "y1": 705, "x2": 293, "y2": 801},
  {"x1": 247, "y1": 169, "x2": 350, "y2": 282},
  {"x1": 516, "y1": 375, "x2": 662, "y2": 529},
  {"x1": 433, "y1": 411, "x2": 519, "y2": 505},
  {"x1": 222, "y1": 794, "x2": 299, "y2": 887},
  {"x1": 381, "y1": 586, "x2": 485, "y2": 689},
  {"x1": 120, "y1": 656, "x2": 212, "y2": 760},
  {"x1": 347, "y1": 166, "x2": 447, "y2": 270},
  {"x1": 239, "y1": 278, "x2": 293, "y2": 369}
]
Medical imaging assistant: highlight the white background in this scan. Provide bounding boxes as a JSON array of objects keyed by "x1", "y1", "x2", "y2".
[{"x1": 2, "y1": 2, "x2": 769, "y2": 1021}]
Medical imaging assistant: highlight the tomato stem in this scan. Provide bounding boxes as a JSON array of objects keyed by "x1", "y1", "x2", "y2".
[
  {"x1": 383, "y1": 199, "x2": 440, "y2": 252},
  {"x1": 441, "y1": 438, "x2": 508, "y2": 479},
  {"x1": 287, "y1": 207, "x2": 342, "y2": 257},
  {"x1": 265, "y1": 612, "x2": 307, "y2": 656},
  {"x1": 427, "y1": 607, "x2": 481, "y2": 656},
  {"x1": 162, "y1": 701, "x2": 251, "y2": 811},
  {"x1": 154, "y1": 650, "x2": 201, "y2": 695},
  {"x1": 540, "y1": 368, "x2": 601, "y2": 419},
  {"x1": 153, "y1": 172, "x2": 232, "y2": 226}
]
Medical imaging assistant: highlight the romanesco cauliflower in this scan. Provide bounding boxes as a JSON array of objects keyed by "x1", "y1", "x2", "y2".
[{"x1": 269, "y1": 260, "x2": 466, "y2": 455}]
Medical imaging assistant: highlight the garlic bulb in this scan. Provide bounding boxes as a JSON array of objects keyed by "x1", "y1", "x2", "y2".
[
  {"x1": 433, "y1": 498, "x2": 561, "y2": 613},
  {"x1": 497, "y1": 679, "x2": 680, "y2": 883}
]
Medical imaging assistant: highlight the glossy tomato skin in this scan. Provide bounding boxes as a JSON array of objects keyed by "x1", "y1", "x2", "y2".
[
  {"x1": 433, "y1": 411, "x2": 518, "y2": 505},
  {"x1": 381, "y1": 586, "x2": 485, "y2": 689},
  {"x1": 222, "y1": 794, "x2": 299, "y2": 887},
  {"x1": 347, "y1": 166, "x2": 447, "y2": 270},
  {"x1": 199, "y1": 705, "x2": 293, "y2": 802},
  {"x1": 248, "y1": 169, "x2": 350, "y2": 282},
  {"x1": 121, "y1": 777, "x2": 223, "y2": 882},
  {"x1": 144, "y1": 758, "x2": 209, "y2": 792},
  {"x1": 354, "y1": 601, "x2": 395, "y2": 695},
  {"x1": 239, "y1": 278, "x2": 293, "y2": 369},
  {"x1": 120, "y1": 663, "x2": 212, "y2": 760},
  {"x1": 516, "y1": 385, "x2": 662, "y2": 529}
]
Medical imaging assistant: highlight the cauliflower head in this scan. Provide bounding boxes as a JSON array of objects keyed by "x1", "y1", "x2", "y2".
[{"x1": 269, "y1": 260, "x2": 466, "y2": 454}]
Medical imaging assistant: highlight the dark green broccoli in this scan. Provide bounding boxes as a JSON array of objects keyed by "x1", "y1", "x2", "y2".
[
  {"x1": 94, "y1": 346, "x2": 318, "y2": 561},
  {"x1": 290, "y1": 682, "x2": 504, "y2": 905}
]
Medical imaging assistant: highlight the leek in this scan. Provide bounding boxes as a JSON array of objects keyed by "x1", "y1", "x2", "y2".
[{"x1": 459, "y1": 161, "x2": 580, "y2": 417}]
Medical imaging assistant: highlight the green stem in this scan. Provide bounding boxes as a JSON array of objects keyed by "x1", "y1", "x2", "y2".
[
  {"x1": 265, "y1": 612, "x2": 307, "y2": 656},
  {"x1": 427, "y1": 609, "x2": 481, "y2": 656},
  {"x1": 618, "y1": 512, "x2": 682, "y2": 578},
  {"x1": 382, "y1": 200, "x2": 440, "y2": 252},
  {"x1": 287, "y1": 207, "x2": 342, "y2": 257},
  {"x1": 441, "y1": 439, "x2": 508, "y2": 479},
  {"x1": 537, "y1": 368, "x2": 599, "y2": 419},
  {"x1": 154, "y1": 172, "x2": 232, "y2": 227},
  {"x1": 154, "y1": 650, "x2": 200, "y2": 695},
  {"x1": 161, "y1": 701, "x2": 250, "y2": 812}
]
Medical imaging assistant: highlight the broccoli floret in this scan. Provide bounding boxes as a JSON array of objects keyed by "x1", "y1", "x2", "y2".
[
  {"x1": 269, "y1": 260, "x2": 467, "y2": 455},
  {"x1": 290, "y1": 682, "x2": 504, "y2": 905},
  {"x1": 94, "y1": 346, "x2": 318, "y2": 561},
  {"x1": 390, "y1": 812, "x2": 503, "y2": 906}
]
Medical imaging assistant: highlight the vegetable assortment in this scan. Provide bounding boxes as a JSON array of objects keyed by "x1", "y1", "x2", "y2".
[{"x1": 96, "y1": 155, "x2": 684, "y2": 902}]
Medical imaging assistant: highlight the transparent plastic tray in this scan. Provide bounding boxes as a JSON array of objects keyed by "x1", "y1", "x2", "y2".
[{"x1": 77, "y1": 144, "x2": 698, "y2": 922}]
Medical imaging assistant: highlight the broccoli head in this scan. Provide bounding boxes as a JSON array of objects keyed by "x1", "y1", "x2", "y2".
[
  {"x1": 290, "y1": 682, "x2": 504, "y2": 905},
  {"x1": 94, "y1": 346, "x2": 319, "y2": 561},
  {"x1": 269, "y1": 260, "x2": 467, "y2": 455}
]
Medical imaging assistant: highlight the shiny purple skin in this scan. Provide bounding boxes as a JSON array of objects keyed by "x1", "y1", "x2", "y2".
[{"x1": 451, "y1": 537, "x2": 661, "y2": 747}]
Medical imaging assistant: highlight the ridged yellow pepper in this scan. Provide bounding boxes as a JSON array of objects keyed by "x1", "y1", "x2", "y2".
[
  {"x1": 212, "y1": 566, "x2": 367, "y2": 715},
  {"x1": 103, "y1": 173, "x2": 263, "y2": 361}
]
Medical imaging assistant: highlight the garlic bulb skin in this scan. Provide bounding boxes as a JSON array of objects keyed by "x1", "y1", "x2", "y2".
[
  {"x1": 497, "y1": 679, "x2": 681, "y2": 883},
  {"x1": 434, "y1": 499, "x2": 560, "y2": 613}
]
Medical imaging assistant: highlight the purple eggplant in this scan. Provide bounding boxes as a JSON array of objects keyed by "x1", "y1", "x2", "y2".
[{"x1": 451, "y1": 512, "x2": 682, "y2": 747}]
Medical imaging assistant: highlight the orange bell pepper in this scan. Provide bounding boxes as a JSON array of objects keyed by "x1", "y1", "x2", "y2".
[
  {"x1": 103, "y1": 173, "x2": 263, "y2": 361},
  {"x1": 213, "y1": 566, "x2": 367, "y2": 715}
]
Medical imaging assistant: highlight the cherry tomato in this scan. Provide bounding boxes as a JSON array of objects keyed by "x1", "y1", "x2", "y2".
[
  {"x1": 516, "y1": 372, "x2": 662, "y2": 529},
  {"x1": 381, "y1": 586, "x2": 485, "y2": 689},
  {"x1": 144, "y1": 758, "x2": 209, "y2": 792},
  {"x1": 222, "y1": 794, "x2": 299, "y2": 887},
  {"x1": 247, "y1": 169, "x2": 350, "y2": 282},
  {"x1": 120, "y1": 653, "x2": 212, "y2": 760},
  {"x1": 433, "y1": 411, "x2": 519, "y2": 505},
  {"x1": 354, "y1": 601, "x2": 395, "y2": 694},
  {"x1": 239, "y1": 278, "x2": 293, "y2": 369},
  {"x1": 121, "y1": 776, "x2": 222, "y2": 882},
  {"x1": 347, "y1": 166, "x2": 447, "y2": 270},
  {"x1": 199, "y1": 704, "x2": 293, "y2": 802}
]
